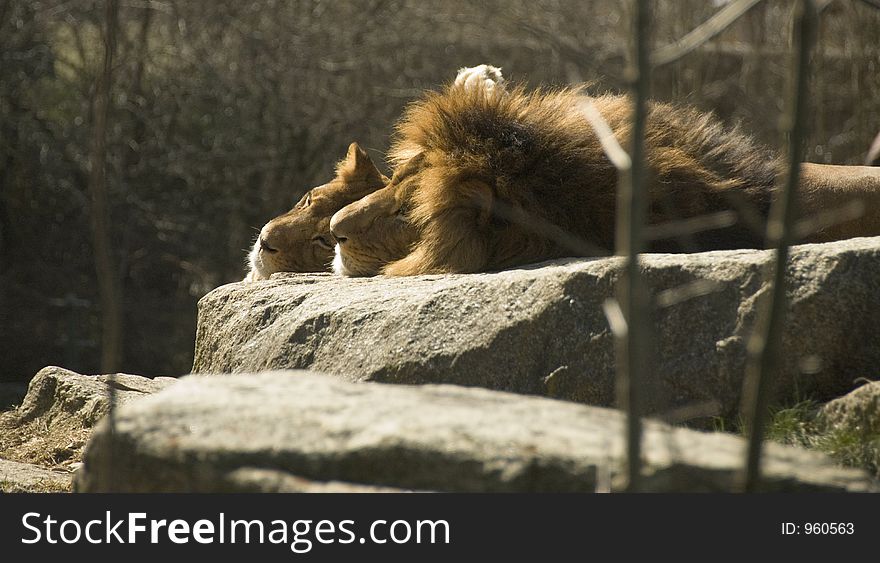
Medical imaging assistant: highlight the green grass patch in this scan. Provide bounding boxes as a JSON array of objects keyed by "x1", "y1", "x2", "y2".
[{"x1": 714, "y1": 400, "x2": 879, "y2": 478}]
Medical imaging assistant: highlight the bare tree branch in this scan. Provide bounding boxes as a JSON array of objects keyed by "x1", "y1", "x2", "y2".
[
  {"x1": 652, "y1": 0, "x2": 763, "y2": 67},
  {"x1": 867, "y1": 130, "x2": 880, "y2": 165},
  {"x1": 616, "y1": 0, "x2": 652, "y2": 493},
  {"x1": 579, "y1": 100, "x2": 632, "y2": 170},
  {"x1": 739, "y1": 0, "x2": 817, "y2": 493}
]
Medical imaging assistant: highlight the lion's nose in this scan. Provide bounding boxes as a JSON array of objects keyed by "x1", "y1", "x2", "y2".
[
  {"x1": 329, "y1": 209, "x2": 350, "y2": 243},
  {"x1": 259, "y1": 238, "x2": 277, "y2": 253}
]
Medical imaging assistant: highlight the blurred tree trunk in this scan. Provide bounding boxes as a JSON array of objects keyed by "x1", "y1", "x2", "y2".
[
  {"x1": 88, "y1": 0, "x2": 123, "y2": 372},
  {"x1": 125, "y1": 6, "x2": 151, "y2": 170}
]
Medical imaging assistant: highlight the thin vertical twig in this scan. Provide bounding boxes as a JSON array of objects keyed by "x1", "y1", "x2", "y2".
[
  {"x1": 616, "y1": 0, "x2": 651, "y2": 493},
  {"x1": 740, "y1": 0, "x2": 816, "y2": 493}
]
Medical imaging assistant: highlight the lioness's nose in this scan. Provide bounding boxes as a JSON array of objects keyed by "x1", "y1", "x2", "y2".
[{"x1": 259, "y1": 223, "x2": 281, "y2": 253}]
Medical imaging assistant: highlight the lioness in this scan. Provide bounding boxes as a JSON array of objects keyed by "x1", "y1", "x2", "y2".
[
  {"x1": 330, "y1": 74, "x2": 880, "y2": 276},
  {"x1": 245, "y1": 142, "x2": 387, "y2": 281}
]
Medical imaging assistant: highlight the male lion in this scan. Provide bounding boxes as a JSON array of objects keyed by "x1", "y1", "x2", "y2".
[
  {"x1": 330, "y1": 70, "x2": 880, "y2": 276},
  {"x1": 245, "y1": 142, "x2": 387, "y2": 281}
]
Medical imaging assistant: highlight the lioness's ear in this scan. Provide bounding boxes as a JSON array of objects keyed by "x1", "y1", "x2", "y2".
[
  {"x1": 346, "y1": 141, "x2": 368, "y2": 165},
  {"x1": 338, "y1": 142, "x2": 383, "y2": 183}
]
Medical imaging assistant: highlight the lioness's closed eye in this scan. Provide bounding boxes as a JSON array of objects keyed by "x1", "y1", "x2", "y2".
[
  {"x1": 330, "y1": 65, "x2": 880, "y2": 277},
  {"x1": 244, "y1": 142, "x2": 387, "y2": 281}
]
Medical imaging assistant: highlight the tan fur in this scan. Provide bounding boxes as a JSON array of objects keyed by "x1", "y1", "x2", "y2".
[
  {"x1": 330, "y1": 81, "x2": 880, "y2": 277},
  {"x1": 797, "y1": 163, "x2": 880, "y2": 242},
  {"x1": 245, "y1": 142, "x2": 387, "y2": 280}
]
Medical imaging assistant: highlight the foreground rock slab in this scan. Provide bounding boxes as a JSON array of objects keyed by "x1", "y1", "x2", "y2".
[
  {"x1": 193, "y1": 237, "x2": 880, "y2": 418},
  {"x1": 0, "y1": 459, "x2": 71, "y2": 492},
  {"x1": 74, "y1": 372, "x2": 876, "y2": 492},
  {"x1": 0, "y1": 366, "x2": 177, "y2": 475}
]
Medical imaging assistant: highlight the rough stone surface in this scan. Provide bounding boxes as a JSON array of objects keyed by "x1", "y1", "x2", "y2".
[
  {"x1": 813, "y1": 381, "x2": 880, "y2": 475},
  {"x1": 192, "y1": 237, "x2": 880, "y2": 418},
  {"x1": 0, "y1": 366, "x2": 177, "y2": 474},
  {"x1": 0, "y1": 459, "x2": 71, "y2": 492},
  {"x1": 13, "y1": 366, "x2": 177, "y2": 427},
  {"x1": 817, "y1": 381, "x2": 880, "y2": 435},
  {"x1": 74, "y1": 371, "x2": 876, "y2": 493}
]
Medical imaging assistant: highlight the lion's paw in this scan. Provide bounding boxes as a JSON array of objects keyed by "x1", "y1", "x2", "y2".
[{"x1": 454, "y1": 64, "x2": 506, "y2": 94}]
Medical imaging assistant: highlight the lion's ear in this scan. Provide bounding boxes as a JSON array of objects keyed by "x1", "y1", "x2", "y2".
[
  {"x1": 339, "y1": 142, "x2": 383, "y2": 183},
  {"x1": 390, "y1": 152, "x2": 428, "y2": 185},
  {"x1": 461, "y1": 178, "x2": 494, "y2": 227}
]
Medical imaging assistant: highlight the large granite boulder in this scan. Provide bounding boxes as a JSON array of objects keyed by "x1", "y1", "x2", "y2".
[
  {"x1": 192, "y1": 237, "x2": 880, "y2": 418},
  {"x1": 74, "y1": 371, "x2": 876, "y2": 492},
  {"x1": 0, "y1": 366, "x2": 176, "y2": 475}
]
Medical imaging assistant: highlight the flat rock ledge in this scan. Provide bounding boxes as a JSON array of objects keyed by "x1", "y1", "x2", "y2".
[
  {"x1": 74, "y1": 371, "x2": 877, "y2": 493},
  {"x1": 193, "y1": 237, "x2": 880, "y2": 418}
]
